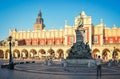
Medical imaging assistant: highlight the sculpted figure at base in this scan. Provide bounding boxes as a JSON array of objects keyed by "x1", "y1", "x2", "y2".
[{"x1": 67, "y1": 41, "x2": 92, "y2": 59}]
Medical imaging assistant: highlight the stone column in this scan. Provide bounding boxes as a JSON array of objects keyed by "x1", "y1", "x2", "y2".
[
  {"x1": 100, "y1": 50, "x2": 102, "y2": 58},
  {"x1": 28, "y1": 51, "x2": 31, "y2": 59},
  {"x1": 64, "y1": 52, "x2": 66, "y2": 59},
  {"x1": 20, "y1": 52, "x2": 22, "y2": 60}
]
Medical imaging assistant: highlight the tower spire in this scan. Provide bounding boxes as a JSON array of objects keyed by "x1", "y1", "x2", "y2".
[{"x1": 34, "y1": 10, "x2": 45, "y2": 30}]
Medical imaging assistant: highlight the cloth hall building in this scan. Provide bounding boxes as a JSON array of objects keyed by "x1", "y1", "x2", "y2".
[{"x1": 0, "y1": 11, "x2": 120, "y2": 61}]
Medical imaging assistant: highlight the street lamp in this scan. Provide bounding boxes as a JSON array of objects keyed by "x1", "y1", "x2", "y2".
[
  {"x1": 8, "y1": 36, "x2": 14, "y2": 69},
  {"x1": 113, "y1": 47, "x2": 116, "y2": 61}
]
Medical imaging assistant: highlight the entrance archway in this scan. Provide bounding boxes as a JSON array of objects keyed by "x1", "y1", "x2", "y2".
[
  {"x1": 92, "y1": 49, "x2": 100, "y2": 59},
  {"x1": 30, "y1": 49, "x2": 37, "y2": 59},
  {"x1": 13, "y1": 49, "x2": 20, "y2": 59},
  {"x1": 102, "y1": 49, "x2": 110, "y2": 61},
  {"x1": 5, "y1": 49, "x2": 9, "y2": 59},
  {"x1": 47, "y1": 48, "x2": 55, "y2": 59},
  {"x1": 39, "y1": 49, "x2": 46, "y2": 59},
  {"x1": 57, "y1": 49, "x2": 64, "y2": 59},
  {"x1": 112, "y1": 48, "x2": 120, "y2": 60},
  {"x1": 21, "y1": 49, "x2": 28, "y2": 59},
  {"x1": 0, "y1": 50, "x2": 4, "y2": 59}
]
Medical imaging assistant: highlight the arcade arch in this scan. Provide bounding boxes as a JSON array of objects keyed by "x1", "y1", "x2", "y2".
[
  {"x1": 57, "y1": 49, "x2": 64, "y2": 59},
  {"x1": 112, "y1": 48, "x2": 120, "y2": 60},
  {"x1": 13, "y1": 49, "x2": 20, "y2": 59},
  {"x1": 92, "y1": 49, "x2": 100, "y2": 59},
  {"x1": 102, "y1": 49, "x2": 111, "y2": 61},
  {"x1": 0, "y1": 50, "x2": 4, "y2": 59},
  {"x1": 5, "y1": 49, "x2": 9, "y2": 59},
  {"x1": 47, "y1": 48, "x2": 55, "y2": 59},
  {"x1": 39, "y1": 49, "x2": 46, "y2": 59},
  {"x1": 21, "y1": 49, "x2": 28, "y2": 59},
  {"x1": 30, "y1": 49, "x2": 37, "y2": 58}
]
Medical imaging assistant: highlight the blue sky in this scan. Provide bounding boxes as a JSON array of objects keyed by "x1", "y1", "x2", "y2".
[{"x1": 0, "y1": 0, "x2": 120, "y2": 40}]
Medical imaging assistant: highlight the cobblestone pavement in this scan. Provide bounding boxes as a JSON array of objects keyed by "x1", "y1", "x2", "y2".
[
  {"x1": 1, "y1": 60, "x2": 120, "y2": 79},
  {"x1": 1, "y1": 67, "x2": 120, "y2": 79},
  {"x1": 14, "y1": 63, "x2": 120, "y2": 75}
]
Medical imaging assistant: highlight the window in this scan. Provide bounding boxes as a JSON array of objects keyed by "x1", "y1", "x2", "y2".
[
  {"x1": 70, "y1": 37, "x2": 74, "y2": 43},
  {"x1": 94, "y1": 36, "x2": 98, "y2": 43},
  {"x1": 110, "y1": 38, "x2": 113, "y2": 43}
]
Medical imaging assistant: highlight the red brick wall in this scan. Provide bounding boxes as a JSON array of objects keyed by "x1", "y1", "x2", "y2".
[
  {"x1": 25, "y1": 39, "x2": 31, "y2": 45},
  {"x1": 104, "y1": 36, "x2": 120, "y2": 44},
  {"x1": 32, "y1": 39, "x2": 39, "y2": 45},
  {"x1": 54, "y1": 38, "x2": 64, "y2": 45},
  {"x1": 24, "y1": 37, "x2": 65, "y2": 45},
  {"x1": 39, "y1": 38, "x2": 46, "y2": 45}
]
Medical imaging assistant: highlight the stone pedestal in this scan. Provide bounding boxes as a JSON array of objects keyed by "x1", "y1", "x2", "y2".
[{"x1": 66, "y1": 59, "x2": 95, "y2": 65}]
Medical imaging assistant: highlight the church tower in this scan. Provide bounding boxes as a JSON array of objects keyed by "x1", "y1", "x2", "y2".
[{"x1": 34, "y1": 11, "x2": 45, "y2": 30}]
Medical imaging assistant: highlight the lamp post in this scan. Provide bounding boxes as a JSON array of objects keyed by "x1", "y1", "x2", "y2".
[
  {"x1": 8, "y1": 36, "x2": 14, "y2": 69},
  {"x1": 113, "y1": 47, "x2": 116, "y2": 61}
]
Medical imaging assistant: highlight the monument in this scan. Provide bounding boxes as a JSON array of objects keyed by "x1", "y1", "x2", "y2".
[
  {"x1": 66, "y1": 16, "x2": 94, "y2": 65},
  {"x1": 67, "y1": 16, "x2": 92, "y2": 59}
]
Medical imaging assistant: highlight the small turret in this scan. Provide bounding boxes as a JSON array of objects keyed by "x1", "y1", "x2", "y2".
[{"x1": 80, "y1": 10, "x2": 86, "y2": 17}]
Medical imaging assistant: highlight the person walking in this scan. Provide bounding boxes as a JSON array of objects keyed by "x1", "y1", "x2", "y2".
[{"x1": 96, "y1": 55, "x2": 102, "y2": 77}]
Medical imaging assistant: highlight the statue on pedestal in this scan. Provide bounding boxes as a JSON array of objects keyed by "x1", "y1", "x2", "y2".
[{"x1": 67, "y1": 17, "x2": 92, "y2": 59}]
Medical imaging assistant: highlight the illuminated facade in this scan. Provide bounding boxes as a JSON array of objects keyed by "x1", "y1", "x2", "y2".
[{"x1": 0, "y1": 11, "x2": 120, "y2": 61}]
